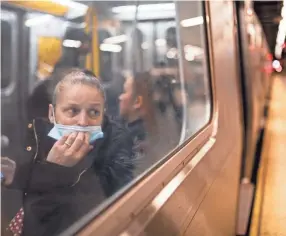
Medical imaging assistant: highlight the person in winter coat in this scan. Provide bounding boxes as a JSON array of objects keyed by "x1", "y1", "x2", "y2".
[{"x1": 1, "y1": 68, "x2": 134, "y2": 236}]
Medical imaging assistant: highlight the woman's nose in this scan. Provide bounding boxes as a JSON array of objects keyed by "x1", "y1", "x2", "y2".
[{"x1": 77, "y1": 112, "x2": 89, "y2": 127}]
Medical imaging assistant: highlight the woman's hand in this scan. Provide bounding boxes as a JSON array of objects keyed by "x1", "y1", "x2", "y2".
[
  {"x1": 47, "y1": 132, "x2": 93, "y2": 167},
  {"x1": 1, "y1": 157, "x2": 16, "y2": 186}
]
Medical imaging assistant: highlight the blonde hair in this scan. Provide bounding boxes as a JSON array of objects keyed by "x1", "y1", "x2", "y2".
[{"x1": 52, "y1": 68, "x2": 105, "y2": 105}]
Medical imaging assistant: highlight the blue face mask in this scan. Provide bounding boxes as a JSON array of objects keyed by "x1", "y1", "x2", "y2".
[{"x1": 47, "y1": 109, "x2": 104, "y2": 144}]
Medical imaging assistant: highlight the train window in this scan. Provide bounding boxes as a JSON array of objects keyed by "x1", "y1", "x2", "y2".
[
  {"x1": 1, "y1": 11, "x2": 16, "y2": 92},
  {"x1": 1, "y1": 1, "x2": 212, "y2": 235},
  {"x1": 1, "y1": 21, "x2": 12, "y2": 89},
  {"x1": 176, "y1": 1, "x2": 212, "y2": 139}
]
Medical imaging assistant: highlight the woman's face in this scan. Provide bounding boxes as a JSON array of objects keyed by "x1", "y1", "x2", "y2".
[
  {"x1": 49, "y1": 83, "x2": 104, "y2": 126},
  {"x1": 119, "y1": 77, "x2": 136, "y2": 120}
]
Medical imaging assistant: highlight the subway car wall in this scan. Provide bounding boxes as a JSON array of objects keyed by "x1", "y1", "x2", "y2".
[{"x1": 0, "y1": 1, "x2": 272, "y2": 236}]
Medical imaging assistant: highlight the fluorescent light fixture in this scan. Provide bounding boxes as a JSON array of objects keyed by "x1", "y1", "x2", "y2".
[
  {"x1": 180, "y1": 16, "x2": 203, "y2": 28},
  {"x1": 112, "y1": 3, "x2": 175, "y2": 14},
  {"x1": 103, "y1": 35, "x2": 128, "y2": 44},
  {"x1": 25, "y1": 14, "x2": 53, "y2": 27},
  {"x1": 63, "y1": 40, "x2": 82, "y2": 48},
  {"x1": 112, "y1": 3, "x2": 175, "y2": 21},
  {"x1": 100, "y1": 43, "x2": 122, "y2": 53},
  {"x1": 155, "y1": 39, "x2": 167, "y2": 47},
  {"x1": 115, "y1": 10, "x2": 175, "y2": 21}
]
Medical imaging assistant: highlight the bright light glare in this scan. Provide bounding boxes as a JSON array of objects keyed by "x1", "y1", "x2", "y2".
[
  {"x1": 247, "y1": 24, "x2": 255, "y2": 36},
  {"x1": 275, "y1": 0, "x2": 286, "y2": 58},
  {"x1": 272, "y1": 60, "x2": 281, "y2": 69},
  {"x1": 100, "y1": 43, "x2": 122, "y2": 53},
  {"x1": 112, "y1": 3, "x2": 175, "y2": 13},
  {"x1": 276, "y1": 66, "x2": 283, "y2": 72},
  {"x1": 63, "y1": 40, "x2": 82, "y2": 48},
  {"x1": 180, "y1": 16, "x2": 203, "y2": 28},
  {"x1": 52, "y1": 0, "x2": 88, "y2": 11},
  {"x1": 52, "y1": 0, "x2": 88, "y2": 19},
  {"x1": 166, "y1": 48, "x2": 178, "y2": 59},
  {"x1": 155, "y1": 39, "x2": 167, "y2": 47},
  {"x1": 275, "y1": 45, "x2": 283, "y2": 59},
  {"x1": 141, "y1": 42, "x2": 149, "y2": 50},
  {"x1": 282, "y1": 6, "x2": 286, "y2": 18},
  {"x1": 103, "y1": 35, "x2": 128, "y2": 44},
  {"x1": 184, "y1": 45, "x2": 204, "y2": 61},
  {"x1": 112, "y1": 3, "x2": 175, "y2": 20},
  {"x1": 247, "y1": 8, "x2": 253, "y2": 16},
  {"x1": 25, "y1": 15, "x2": 53, "y2": 27}
]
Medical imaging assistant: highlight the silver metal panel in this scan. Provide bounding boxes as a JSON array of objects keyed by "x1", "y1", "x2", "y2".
[
  {"x1": 70, "y1": 1, "x2": 242, "y2": 235},
  {"x1": 1, "y1": 10, "x2": 18, "y2": 97}
]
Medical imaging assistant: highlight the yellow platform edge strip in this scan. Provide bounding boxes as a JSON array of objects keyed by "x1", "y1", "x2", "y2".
[{"x1": 249, "y1": 85, "x2": 273, "y2": 236}]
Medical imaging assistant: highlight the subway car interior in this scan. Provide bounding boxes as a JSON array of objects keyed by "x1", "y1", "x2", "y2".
[{"x1": 1, "y1": 1, "x2": 286, "y2": 236}]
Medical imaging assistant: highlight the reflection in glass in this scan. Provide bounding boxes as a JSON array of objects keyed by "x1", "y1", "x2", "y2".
[{"x1": 1, "y1": 1, "x2": 212, "y2": 235}]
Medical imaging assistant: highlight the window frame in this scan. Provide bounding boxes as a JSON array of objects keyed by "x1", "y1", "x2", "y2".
[
  {"x1": 61, "y1": 1, "x2": 217, "y2": 235},
  {"x1": 1, "y1": 10, "x2": 18, "y2": 97}
]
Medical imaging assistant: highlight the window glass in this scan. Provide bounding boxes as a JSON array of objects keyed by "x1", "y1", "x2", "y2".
[
  {"x1": 1, "y1": 1, "x2": 211, "y2": 235},
  {"x1": 176, "y1": 1, "x2": 212, "y2": 139},
  {"x1": 1, "y1": 20, "x2": 12, "y2": 89}
]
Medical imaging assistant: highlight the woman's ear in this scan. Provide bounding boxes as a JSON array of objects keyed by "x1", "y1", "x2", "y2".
[
  {"x1": 48, "y1": 104, "x2": 55, "y2": 123},
  {"x1": 134, "y1": 95, "x2": 143, "y2": 109}
]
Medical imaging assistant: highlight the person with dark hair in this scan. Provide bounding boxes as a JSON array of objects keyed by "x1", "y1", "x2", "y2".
[{"x1": 1, "y1": 68, "x2": 134, "y2": 236}]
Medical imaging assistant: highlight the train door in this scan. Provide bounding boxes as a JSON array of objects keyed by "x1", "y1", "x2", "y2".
[
  {"x1": 1, "y1": 7, "x2": 29, "y2": 161},
  {"x1": 1, "y1": 7, "x2": 30, "y2": 235}
]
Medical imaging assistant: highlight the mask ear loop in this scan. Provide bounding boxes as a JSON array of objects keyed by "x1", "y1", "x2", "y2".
[{"x1": 52, "y1": 106, "x2": 58, "y2": 125}]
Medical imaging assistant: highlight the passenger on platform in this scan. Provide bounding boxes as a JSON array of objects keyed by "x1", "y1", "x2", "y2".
[{"x1": 1, "y1": 68, "x2": 134, "y2": 236}]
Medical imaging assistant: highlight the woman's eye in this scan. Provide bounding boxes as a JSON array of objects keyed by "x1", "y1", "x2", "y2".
[
  {"x1": 67, "y1": 108, "x2": 79, "y2": 116},
  {"x1": 89, "y1": 109, "x2": 100, "y2": 118}
]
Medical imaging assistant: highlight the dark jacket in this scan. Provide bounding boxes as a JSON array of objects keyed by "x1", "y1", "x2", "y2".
[
  {"x1": 127, "y1": 119, "x2": 146, "y2": 155},
  {"x1": 11, "y1": 116, "x2": 134, "y2": 236}
]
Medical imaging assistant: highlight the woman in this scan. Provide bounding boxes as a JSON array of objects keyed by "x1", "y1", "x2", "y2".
[
  {"x1": 1, "y1": 68, "x2": 134, "y2": 236},
  {"x1": 119, "y1": 72, "x2": 157, "y2": 174}
]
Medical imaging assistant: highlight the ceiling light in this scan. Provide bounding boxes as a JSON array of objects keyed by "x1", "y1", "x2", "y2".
[
  {"x1": 112, "y1": 3, "x2": 175, "y2": 14},
  {"x1": 25, "y1": 14, "x2": 53, "y2": 27},
  {"x1": 100, "y1": 43, "x2": 122, "y2": 53},
  {"x1": 63, "y1": 40, "x2": 82, "y2": 48},
  {"x1": 180, "y1": 16, "x2": 203, "y2": 28},
  {"x1": 103, "y1": 35, "x2": 128, "y2": 44}
]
